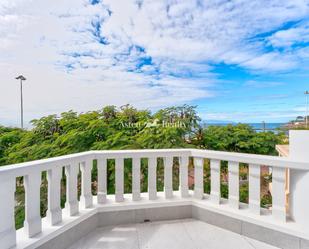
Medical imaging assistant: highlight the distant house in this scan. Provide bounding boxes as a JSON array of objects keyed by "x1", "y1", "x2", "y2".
[{"x1": 296, "y1": 116, "x2": 304, "y2": 122}]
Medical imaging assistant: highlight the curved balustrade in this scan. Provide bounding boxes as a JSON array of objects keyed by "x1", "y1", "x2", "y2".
[{"x1": 0, "y1": 149, "x2": 308, "y2": 249}]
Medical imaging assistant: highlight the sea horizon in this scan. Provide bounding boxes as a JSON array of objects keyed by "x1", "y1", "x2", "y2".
[{"x1": 202, "y1": 121, "x2": 285, "y2": 130}]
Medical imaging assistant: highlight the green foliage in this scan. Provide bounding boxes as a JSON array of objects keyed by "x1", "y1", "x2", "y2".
[
  {"x1": 198, "y1": 124, "x2": 285, "y2": 155},
  {"x1": 0, "y1": 127, "x2": 25, "y2": 164},
  {"x1": 261, "y1": 194, "x2": 272, "y2": 208},
  {"x1": 204, "y1": 181, "x2": 211, "y2": 194},
  {"x1": 15, "y1": 184, "x2": 25, "y2": 230},
  {"x1": 221, "y1": 183, "x2": 229, "y2": 198},
  {"x1": 1, "y1": 107, "x2": 284, "y2": 166},
  {"x1": 240, "y1": 183, "x2": 249, "y2": 203},
  {"x1": 0, "y1": 105, "x2": 286, "y2": 230}
]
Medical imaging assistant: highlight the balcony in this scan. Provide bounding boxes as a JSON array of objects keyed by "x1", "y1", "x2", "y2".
[{"x1": 1, "y1": 131, "x2": 309, "y2": 249}]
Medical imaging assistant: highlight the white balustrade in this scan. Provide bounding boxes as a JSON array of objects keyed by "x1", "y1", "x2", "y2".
[
  {"x1": 0, "y1": 176, "x2": 16, "y2": 249},
  {"x1": 164, "y1": 157, "x2": 173, "y2": 199},
  {"x1": 97, "y1": 158, "x2": 107, "y2": 204},
  {"x1": 228, "y1": 161, "x2": 239, "y2": 209},
  {"x1": 179, "y1": 156, "x2": 189, "y2": 197},
  {"x1": 249, "y1": 164, "x2": 260, "y2": 215},
  {"x1": 210, "y1": 159, "x2": 220, "y2": 204},
  {"x1": 272, "y1": 167, "x2": 286, "y2": 222},
  {"x1": 24, "y1": 171, "x2": 42, "y2": 237},
  {"x1": 194, "y1": 157, "x2": 204, "y2": 199},
  {"x1": 132, "y1": 157, "x2": 141, "y2": 201},
  {"x1": 115, "y1": 158, "x2": 124, "y2": 202},
  {"x1": 65, "y1": 163, "x2": 79, "y2": 215},
  {"x1": 80, "y1": 160, "x2": 93, "y2": 208},
  {"x1": 0, "y1": 147, "x2": 308, "y2": 249},
  {"x1": 148, "y1": 157, "x2": 157, "y2": 200},
  {"x1": 47, "y1": 166, "x2": 62, "y2": 225}
]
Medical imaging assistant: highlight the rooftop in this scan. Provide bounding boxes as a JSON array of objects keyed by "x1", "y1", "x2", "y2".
[{"x1": 276, "y1": 144, "x2": 289, "y2": 157}]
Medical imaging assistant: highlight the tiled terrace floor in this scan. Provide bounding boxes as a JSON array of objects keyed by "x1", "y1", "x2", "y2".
[{"x1": 67, "y1": 219, "x2": 279, "y2": 249}]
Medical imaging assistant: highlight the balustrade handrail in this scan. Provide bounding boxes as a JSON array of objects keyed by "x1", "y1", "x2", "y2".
[
  {"x1": 191, "y1": 149, "x2": 309, "y2": 170},
  {"x1": 0, "y1": 149, "x2": 191, "y2": 177},
  {"x1": 0, "y1": 149, "x2": 308, "y2": 178},
  {"x1": 1, "y1": 148, "x2": 309, "y2": 249}
]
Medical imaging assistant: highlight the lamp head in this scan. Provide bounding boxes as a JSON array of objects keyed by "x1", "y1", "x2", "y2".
[{"x1": 15, "y1": 75, "x2": 26, "y2": 81}]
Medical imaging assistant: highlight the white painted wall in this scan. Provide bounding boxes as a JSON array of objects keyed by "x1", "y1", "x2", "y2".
[
  {"x1": 1, "y1": 148, "x2": 309, "y2": 249},
  {"x1": 289, "y1": 130, "x2": 309, "y2": 229}
]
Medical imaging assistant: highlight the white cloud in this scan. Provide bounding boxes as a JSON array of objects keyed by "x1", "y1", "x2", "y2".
[
  {"x1": 201, "y1": 109, "x2": 305, "y2": 123},
  {"x1": 267, "y1": 23, "x2": 309, "y2": 48},
  {"x1": 0, "y1": 0, "x2": 309, "y2": 125},
  {"x1": 244, "y1": 80, "x2": 284, "y2": 88}
]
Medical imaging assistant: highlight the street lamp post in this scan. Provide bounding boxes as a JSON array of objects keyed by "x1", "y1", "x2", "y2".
[
  {"x1": 305, "y1": 91, "x2": 309, "y2": 128},
  {"x1": 15, "y1": 75, "x2": 26, "y2": 129}
]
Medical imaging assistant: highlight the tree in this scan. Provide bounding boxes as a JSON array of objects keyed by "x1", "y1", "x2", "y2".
[
  {"x1": 0, "y1": 106, "x2": 285, "y2": 229},
  {"x1": 197, "y1": 124, "x2": 284, "y2": 155}
]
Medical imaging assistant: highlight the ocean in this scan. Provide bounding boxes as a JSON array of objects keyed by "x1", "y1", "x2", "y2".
[{"x1": 203, "y1": 122, "x2": 285, "y2": 131}]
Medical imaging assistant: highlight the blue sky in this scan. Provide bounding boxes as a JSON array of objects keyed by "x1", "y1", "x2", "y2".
[{"x1": 0, "y1": 0, "x2": 309, "y2": 126}]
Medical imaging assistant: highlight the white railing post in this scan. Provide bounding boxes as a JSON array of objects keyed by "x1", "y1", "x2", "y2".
[
  {"x1": 179, "y1": 156, "x2": 189, "y2": 198},
  {"x1": 210, "y1": 159, "x2": 220, "y2": 204},
  {"x1": 194, "y1": 157, "x2": 204, "y2": 199},
  {"x1": 80, "y1": 160, "x2": 93, "y2": 208},
  {"x1": 132, "y1": 157, "x2": 141, "y2": 201},
  {"x1": 249, "y1": 164, "x2": 260, "y2": 215},
  {"x1": 115, "y1": 158, "x2": 124, "y2": 202},
  {"x1": 272, "y1": 167, "x2": 286, "y2": 222},
  {"x1": 24, "y1": 171, "x2": 42, "y2": 237},
  {"x1": 228, "y1": 161, "x2": 239, "y2": 209},
  {"x1": 164, "y1": 157, "x2": 173, "y2": 199},
  {"x1": 65, "y1": 163, "x2": 79, "y2": 216},
  {"x1": 148, "y1": 157, "x2": 157, "y2": 200},
  {"x1": 97, "y1": 158, "x2": 107, "y2": 204},
  {"x1": 47, "y1": 166, "x2": 62, "y2": 225},
  {"x1": 0, "y1": 175, "x2": 16, "y2": 249}
]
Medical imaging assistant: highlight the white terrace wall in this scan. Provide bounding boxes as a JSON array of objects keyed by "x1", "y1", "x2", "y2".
[
  {"x1": 1, "y1": 144, "x2": 309, "y2": 249},
  {"x1": 289, "y1": 130, "x2": 309, "y2": 229}
]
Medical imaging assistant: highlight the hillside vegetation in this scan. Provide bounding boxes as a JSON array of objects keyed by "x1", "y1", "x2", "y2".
[
  {"x1": 0, "y1": 105, "x2": 284, "y2": 166},
  {"x1": 0, "y1": 105, "x2": 285, "y2": 229}
]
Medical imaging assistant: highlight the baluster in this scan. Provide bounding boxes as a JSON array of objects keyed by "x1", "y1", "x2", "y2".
[
  {"x1": 47, "y1": 166, "x2": 62, "y2": 225},
  {"x1": 80, "y1": 160, "x2": 93, "y2": 208},
  {"x1": 97, "y1": 158, "x2": 107, "y2": 204},
  {"x1": 132, "y1": 157, "x2": 141, "y2": 201},
  {"x1": 148, "y1": 157, "x2": 157, "y2": 200},
  {"x1": 164, "y1": 157, "x2": 173, "y2": 199},
  {"x1": 249, "y1": 164, "x2": 260, "y2": 215},
  {"x1": 228, "y1": 161, "x2": 239, "y2": 209},
  {"x1": 24, "y1": 171, "x2": 42, "y2": 237},
  {"x1": 179, "y1": 156, "x2": 189, "y2": 198},
  {"x1": 272, "y1": 167, "x2": 286, "y2": 222},
  {"x1": 65, "y1": 163, "x2": 79, "y2": 215},
  {"x1": 115, "y1": 158, "x2": 124, "y2": 202},
  {"x1": 194, "y1": 157, "x2": 204, "y2": 199},
  {"x1": 210, "y1": 159, "x2": 220, "y2": 204},
  {"x1": 0, "y1": 175, "x2": 16, "y2": 249}
]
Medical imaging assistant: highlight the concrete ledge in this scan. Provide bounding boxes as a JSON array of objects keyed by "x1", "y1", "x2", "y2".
[
  {"x1": 18, "y1": 193, "x2": 309, "y2": 249},
  {"x1": 242, "y1": 221, "x2": 300, "y2": 249},
  {"x1": 192, "y1": 205, "x2": 309, "y2": 249},
  {"x1": 97, "y1": 206, "x2": 192, "y2": 227},
  {"x1": 192, "y1": 205, "x2": 242, "y2": 234},
  {"x1": 37, "y1": 214, "x2": 98, "y2": 249}
]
